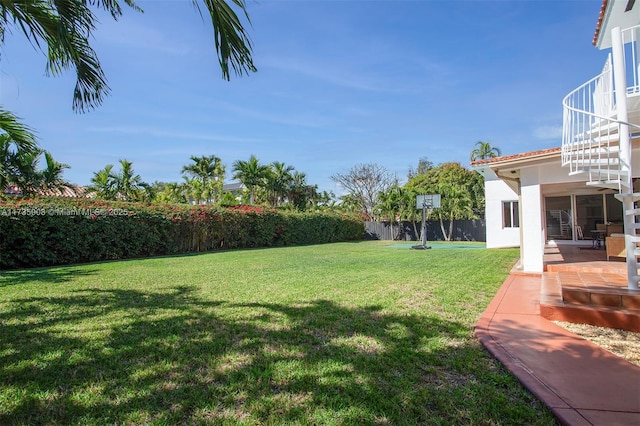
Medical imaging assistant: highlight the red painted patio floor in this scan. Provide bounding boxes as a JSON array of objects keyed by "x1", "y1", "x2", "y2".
[
  {"x1": 476, "y1": 245, "x2": 640, "y2": 425},
  {"x1": 541, "y1": 244, "x2": 640, "y2": 332}
]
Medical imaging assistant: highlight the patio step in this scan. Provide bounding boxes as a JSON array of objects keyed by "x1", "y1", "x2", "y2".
[{"x1": 540, "y1": 271, "x2": 640, "y2": 332}]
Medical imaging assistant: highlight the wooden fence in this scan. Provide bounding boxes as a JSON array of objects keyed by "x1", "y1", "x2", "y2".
[{"x1": 364, "y1": 220, "x2": 486, "y2": 242}]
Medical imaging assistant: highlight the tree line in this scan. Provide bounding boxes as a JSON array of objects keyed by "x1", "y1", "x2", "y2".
[
  {"x1": 85, "y1": 154, "x2": 333, "y2": 211},
  {"x1": 2, "y1": 139, "x2": 502, "y2": 223},
  {"x1": 331, "y1": 159, "x2": 485, "y2": 241},
  {"x1": 333, "y1": 141, "x2": 501, "y2": 241}
]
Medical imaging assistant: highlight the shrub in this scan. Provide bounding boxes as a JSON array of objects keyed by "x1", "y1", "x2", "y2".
[{"x1": 0, "y1": 199, "x2": 364, "y2": 269}]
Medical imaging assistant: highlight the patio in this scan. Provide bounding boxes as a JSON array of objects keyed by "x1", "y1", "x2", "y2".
[
  {"x1": 539, "y1": 243, "x2": 640, "y2": 332},
  {"x1": 476, "y1": 244, "x2": 640, "y2": 425},
  {"x1": 476, "y1": 268, "x2": 640, "y2": 426}
]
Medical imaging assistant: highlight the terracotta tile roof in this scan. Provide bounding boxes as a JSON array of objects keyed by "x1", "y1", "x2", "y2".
[
  {"x1": 593, "y1": 0, "x2": 609, "y2": 46},
  {"x1": 3, "y1": 184, "x2": 89, "y2": 198},
  {"x1": 470, "y1": 147, "x2": 561, "y2": 166}
]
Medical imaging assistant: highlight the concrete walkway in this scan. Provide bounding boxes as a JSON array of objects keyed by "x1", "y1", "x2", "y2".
[{"x1": 475, "y1": 274, "x2": 640, "y2": 426}]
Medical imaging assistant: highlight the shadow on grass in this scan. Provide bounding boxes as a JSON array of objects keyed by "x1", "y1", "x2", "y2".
[
  {"x1": 0, "y1": 286, "x2": 554, "y2": 424},
  {"x1": 0, "y1": 268, "x2": 100, "y2": 287}
]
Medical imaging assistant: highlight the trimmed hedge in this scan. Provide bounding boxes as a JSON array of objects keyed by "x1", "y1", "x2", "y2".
[{"x1": 0, "y1": 199, "x2": 364, "y2": 269}]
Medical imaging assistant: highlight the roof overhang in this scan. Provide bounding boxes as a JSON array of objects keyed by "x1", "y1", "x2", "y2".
[
  {"x1": 470, "y1": 147, "x2": 561, "y2": 171},
  {"x1": 593, "y1": 0, "x2": 639, "y2": 49},
  {"x1": 471, "y1": 148, "x2": 562, "y2": 193}
]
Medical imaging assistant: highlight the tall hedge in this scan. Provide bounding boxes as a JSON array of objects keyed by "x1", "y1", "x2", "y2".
[{"x1": 0, "y1": 199, "x2": 364, "y2": 269}]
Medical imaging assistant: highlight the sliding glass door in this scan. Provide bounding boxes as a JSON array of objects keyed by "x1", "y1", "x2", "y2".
[
  {"x1": 545, "y1": 193, "x2": 623, "y2": 242},
  {"x1": 545, "y1": 196, "x2": 573, "y2": 241},
  {"x1": 575, "y1": 195, "x2": 604, "y2": 241}
]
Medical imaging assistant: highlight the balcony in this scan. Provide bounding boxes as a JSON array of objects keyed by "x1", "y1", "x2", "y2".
[{"x1": 561, "y1": 25, "x2": 640, "y2": 192}]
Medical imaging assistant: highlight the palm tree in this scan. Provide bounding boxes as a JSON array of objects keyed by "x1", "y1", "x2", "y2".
[
  {"x1": 0, "y1": 116, "x2": 40, "y2": 193},
  {"x1": 181, "y1": 155, "x2": 225, "y2": 204},
  {"x1": 40, "y1": 152, "x2": 73, "y2": 195},
  {"x1": 155, "y1": 182, "x2": 187, "y2": 204},
  {"x1": 285, "y1": 171, "x2": 314, "y2": 211},
  {"x1": 114, "y1": 159, "x2": 146, "y2": 201},
  {"x1": 184, "y1": 178, "x2": 205, "y2": 205},
  {"x1": 376, "y1": 185, "x2": 403, "y2": 239},
  {"x1": 337, "y1": 194, "x2": 362, "y2": 215},
  {"x1": 11, "y1": 147, "x2": 43, "y2": 197},
  {"x1": 0, "y1": 0, "x2": 256, "y2": 144},
  {"x1": 397, "y1": 187, "x2": 423, "y2": 241},
  {"x1": 0, "y1": 0, "x2": 254, "y2": 114},
  {"x1": 267, "y1": 162, "x2": 294, "y2": 206},
  {"x1": 1, "y1": 133, "x2": 21, "y2": 191},
  {"x1": 435, "y1": 183, "x2": 474, "y2": 241},
  {"x1": 0, "y1": 110, "x2": 38, "y2": 157},
  {"x1": 1, "y1": 137, "x2": 75, "y2": 197},
  {"x1": 470, "y1": 141, "x2": 501, "y2": 161},
  {"x1": 89, "y1": 164, "x2": 117, "y2": 200},
  {"x1": 232, "y1": 155, "x2": 269, "y2": 205}
]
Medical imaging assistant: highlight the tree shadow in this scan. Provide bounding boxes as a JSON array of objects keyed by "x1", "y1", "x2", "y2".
[
  {"x1": 0, "y1": 287, "x2": 555, "y2": 424},
  {"x1": 481, "y1": 317, "x2": 640, "y2": 414},
  {"x1": 0, "y1": 267, "x2": 100, "y2": 287}
]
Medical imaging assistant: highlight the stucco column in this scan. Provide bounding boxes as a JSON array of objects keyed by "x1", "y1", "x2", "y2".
[{"x1": 520, "y1": 182, "x2": 544, "y2": 273}]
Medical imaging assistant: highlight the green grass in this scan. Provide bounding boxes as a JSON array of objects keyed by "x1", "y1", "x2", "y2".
[{"x1": 0, "y1": 241, "x2": 556, "y2": 425}]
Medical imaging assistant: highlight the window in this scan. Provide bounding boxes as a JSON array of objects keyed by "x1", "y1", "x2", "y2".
[{"x1": 503, "y1": 201, "x2": 519, "y2": 228}]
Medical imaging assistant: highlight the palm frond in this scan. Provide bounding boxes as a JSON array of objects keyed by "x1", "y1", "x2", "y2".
[
  {"x1": 193, "y1": 0, "x2": 256, "y2": 80},
  {"x1": 0, "y1": 108, "x2": 38, "y2": 153}
]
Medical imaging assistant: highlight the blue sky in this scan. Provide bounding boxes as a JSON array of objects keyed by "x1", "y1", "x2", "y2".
[{"x1": 0, "y1": 0, "x2": 607, "y2": 194}]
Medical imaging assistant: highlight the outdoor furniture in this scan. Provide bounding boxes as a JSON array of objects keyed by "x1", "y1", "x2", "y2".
[
  {"x1": 607, "y1": 224, "x2": 623, "y2": 235},
  {"x1": 605, "y1": 234, "x2": 626, "y2": 260},
  {"x1": 591, "y1": 229, "x2": 607, "y2": 249},
  {"x1": 575, "y1": 225, "x2": 584, "y2": 240}
]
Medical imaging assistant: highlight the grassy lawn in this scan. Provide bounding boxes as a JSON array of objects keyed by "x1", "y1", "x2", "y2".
[{"x1": 0, "y1": 241, "x2": 556, "y2": 425}]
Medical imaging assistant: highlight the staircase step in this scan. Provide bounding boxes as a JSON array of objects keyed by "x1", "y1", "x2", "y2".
[
  {"x1": 615, "y1": 192, "x2": 640, "y2": 202},
  {"x1": 567, "y1": 169, "x2": 587, "y2": 176},
  {"x1": 625, "y1": 208, "x2": 640, "y2": 216},
  {"x1": 563, "y1": 143, "x2": 620, "y2": 154},
  {"x1": 586, "y1": 180, "x2": 623, "y2": 189},
  {"x1": 569, "y1": 159, "x2": 621, "y2": 168},
  {"x1": 565, "y1": 148, "x2": 620, "y2": 157},
  {"x1": 584, "y1": 120, "x2": 620, "y2": 136},
  {"x1": 589, "y1": 134, "x2": 621, "y2": 144},
  {"x1": 574, "y1": 142, "x2": 620, "y2": 152}
]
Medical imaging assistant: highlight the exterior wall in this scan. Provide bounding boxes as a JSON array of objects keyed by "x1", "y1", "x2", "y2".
[
  {"x1": 479, "y1": 0, "x2": 640, "y2": 274},
  {"x1": 520, "y1": 168, "x2": 544, "y2": 273},
  {"x1": 484, "y1": 178, "x2": 520, "y2": 248}
]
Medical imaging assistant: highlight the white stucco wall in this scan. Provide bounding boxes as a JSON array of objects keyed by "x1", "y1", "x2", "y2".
[
  {"x1": 484, "y1": 178, "x2": 520, "y2": 248},
  {"x1": 519, "y1": 168, "x2": 545, "y2": 273},
  {"x1": 478, "y1": 144, "x2": 640, "y2": 274}
]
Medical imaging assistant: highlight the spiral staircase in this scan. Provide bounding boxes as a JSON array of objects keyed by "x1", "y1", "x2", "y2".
[{"x1": 561, "y1": 25, "x2": 640, "y2": 290}]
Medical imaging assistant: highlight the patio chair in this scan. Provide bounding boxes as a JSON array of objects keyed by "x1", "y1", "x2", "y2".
[
  {"x1": 605, "y1": 234, "x2": 625, "y2": 261},
  {"x1": 574, "y1": 225, "x2": 584, "y2": 240}
]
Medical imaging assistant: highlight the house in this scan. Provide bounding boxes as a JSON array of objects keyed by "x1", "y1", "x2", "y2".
[
  {"x1": 473, "y1": 0, "x2": 640, "y2": 290},
  {"x1": 222, "y1": 182, "x2": 246, "y2": 202},
  {"x1": 3, "y1": 184, "x2": 87, "y2": 198}
]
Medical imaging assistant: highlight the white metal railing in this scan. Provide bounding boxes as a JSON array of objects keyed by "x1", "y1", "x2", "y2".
[
  {"x1": 561, "y1": 54, "x2": 622, "y2": 184},
  {"x1": 563, "y1": 25, "x2": 640, "y2": 291},
  {"x1": 562, "y1": 24, "x2": 640, "y2": 190},
  {"x1": 622, "y1": 25, "x2": 640, "y2": 95}
]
